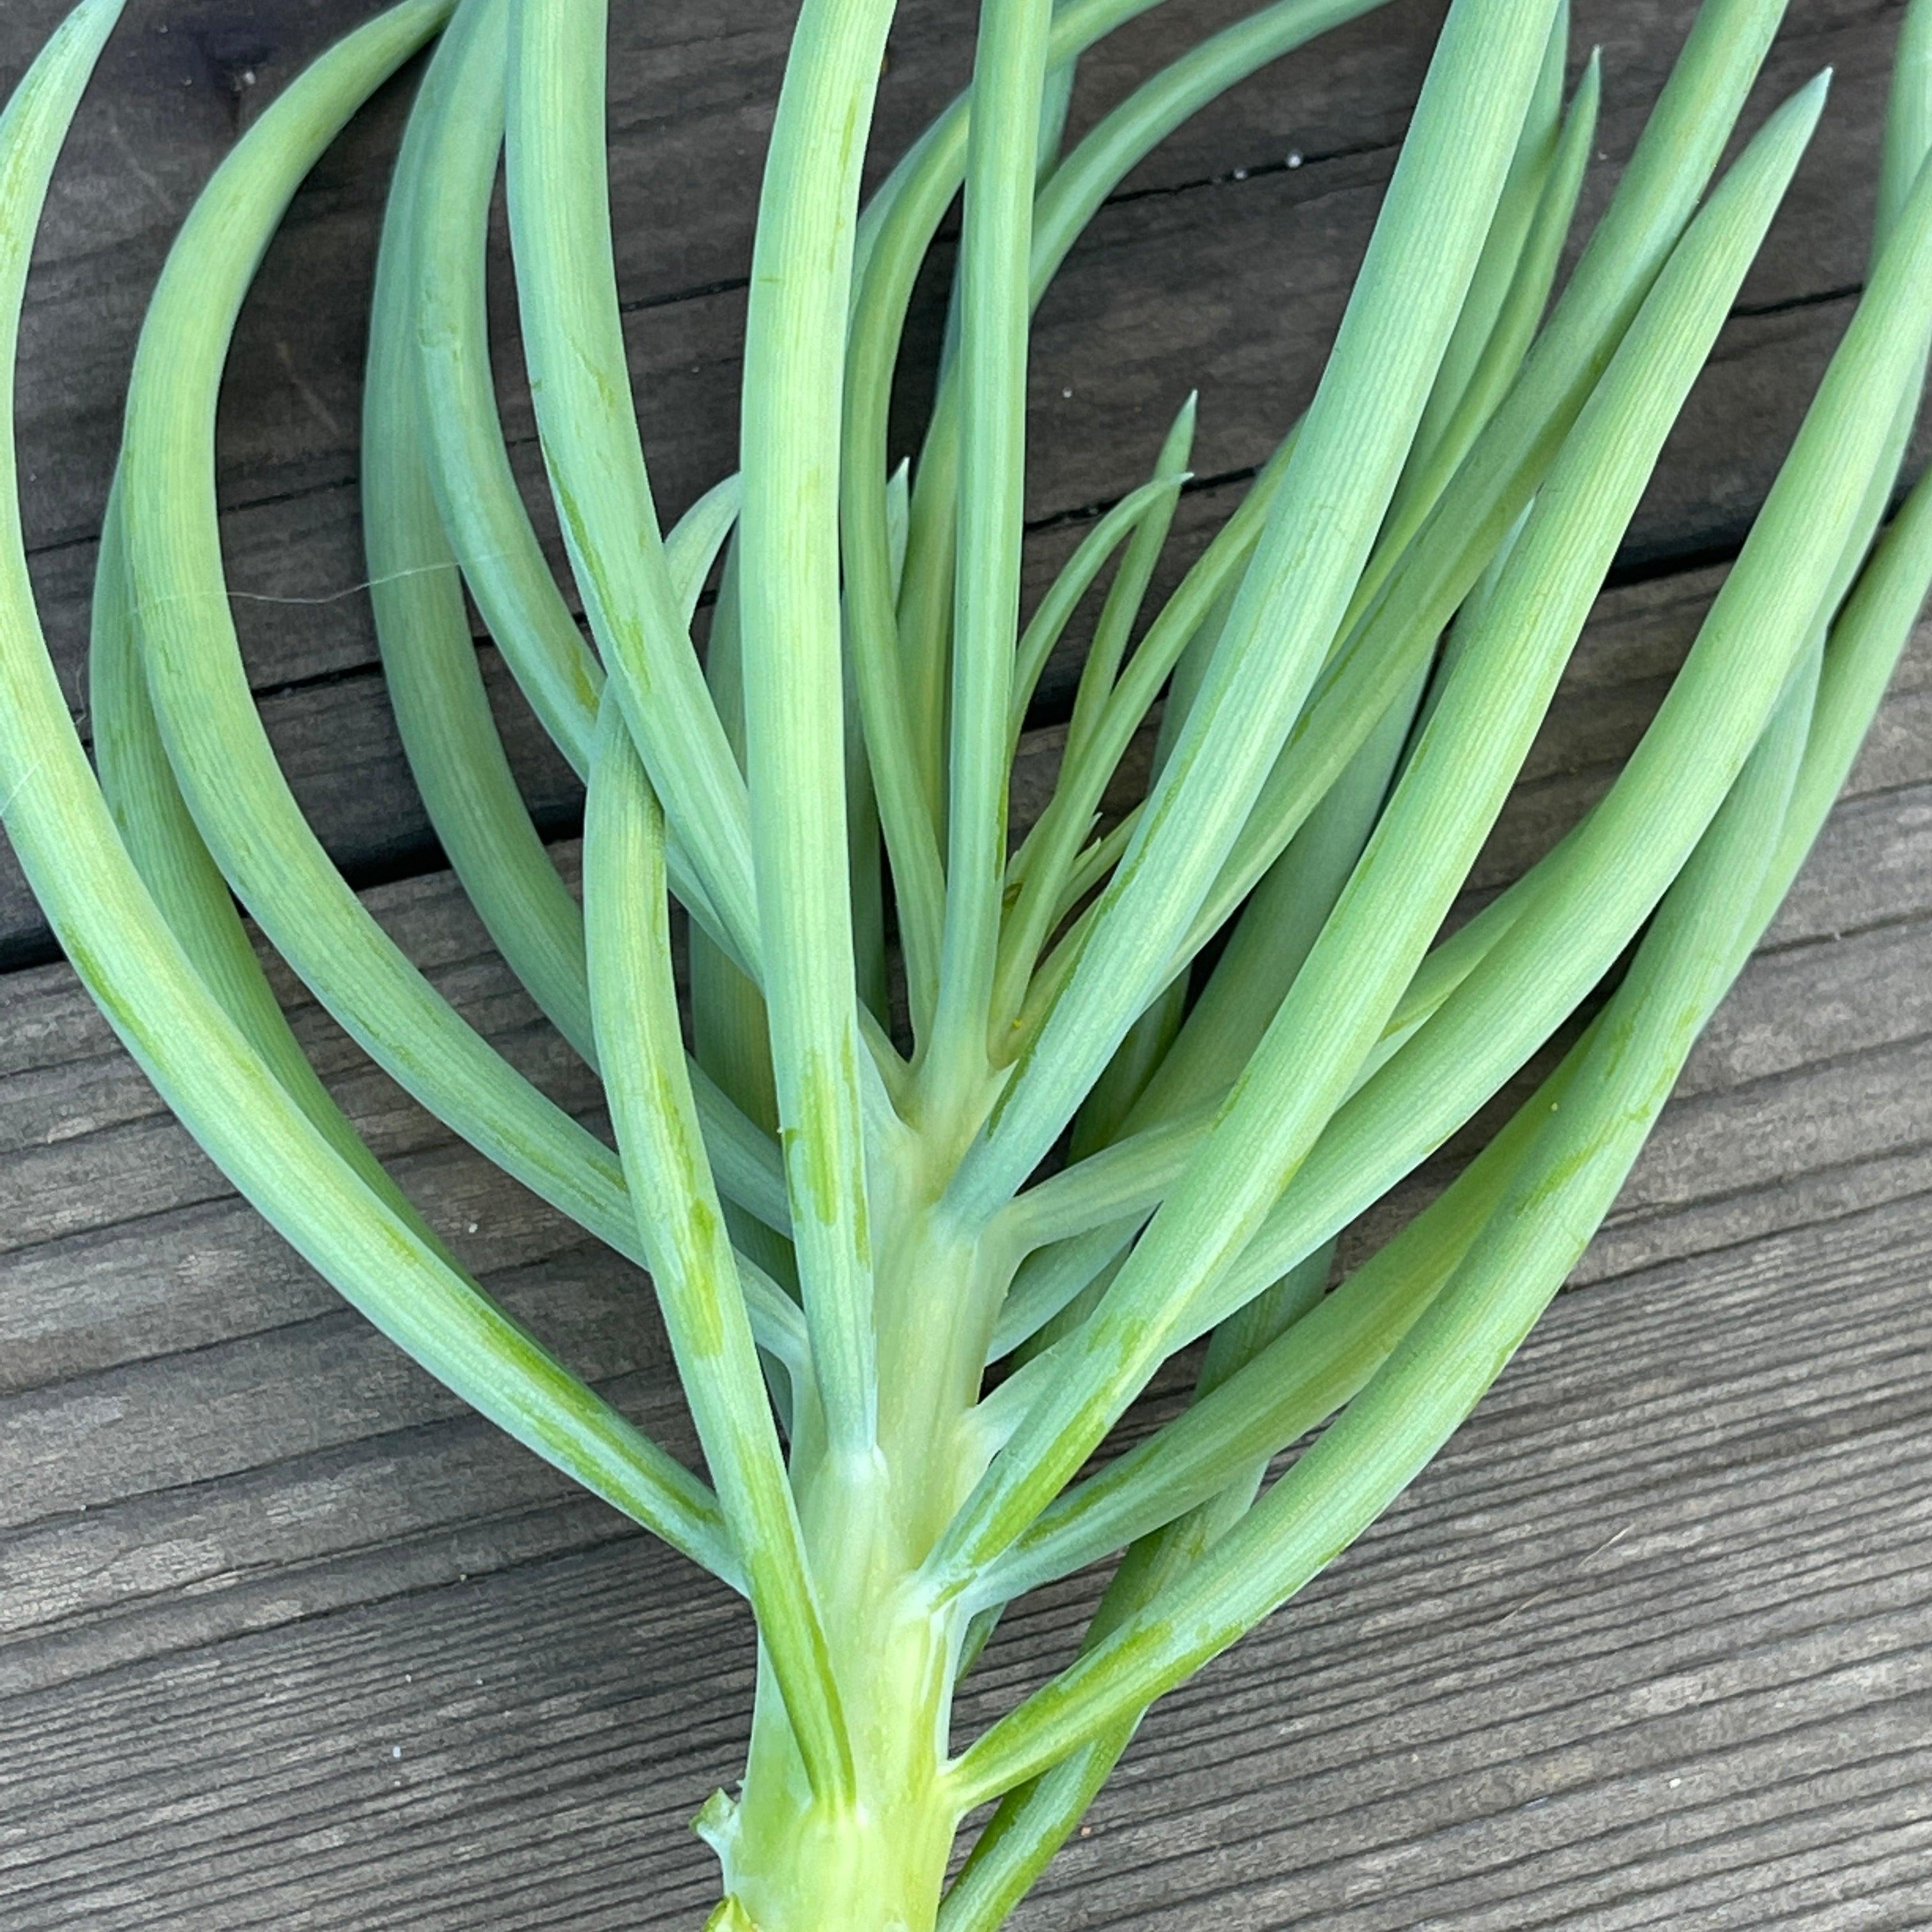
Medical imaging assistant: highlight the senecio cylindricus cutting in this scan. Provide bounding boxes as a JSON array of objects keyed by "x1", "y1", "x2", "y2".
[{"x1": 3, "y1": 0, "x2": 1928, "y2": 1922}]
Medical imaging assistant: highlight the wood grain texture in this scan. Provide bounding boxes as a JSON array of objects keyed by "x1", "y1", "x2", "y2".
[{"x1": 2, "y1": 0, "x2": 1929, "y2": 1925}]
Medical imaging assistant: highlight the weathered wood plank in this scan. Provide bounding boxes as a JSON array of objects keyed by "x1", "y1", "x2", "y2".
[
  {"x1": 992, "y1": 1199, "x2": 1932, "y2": 1930},
  {"x1": 0, "y1": 1191, "x2": 1927, "y2": 1927}
]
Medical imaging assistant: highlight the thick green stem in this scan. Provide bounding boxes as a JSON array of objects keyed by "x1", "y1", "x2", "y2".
[
  {"x1": 714, "y1": 1532, "x2": 961, "y2": 1932},
  {"x1": 705, "y1": 1197, "x2": 1006, "y2": 1929}
]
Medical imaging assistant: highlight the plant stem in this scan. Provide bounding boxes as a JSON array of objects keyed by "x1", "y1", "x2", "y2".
[
  {"x1": 923, "y1": 0, "x2": 1053, "y2": 1114},
  {"x1": 709, "y1": 1197, "x2": 1010, "y2": 1930},
  {"x1": 737, "y1": 0, "x2": 902, "y2": 1452}
]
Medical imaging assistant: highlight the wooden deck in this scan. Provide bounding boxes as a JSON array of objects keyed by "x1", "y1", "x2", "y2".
[{"x1": 3, "y1": 0, "x2": 1931, "y2": 1924}]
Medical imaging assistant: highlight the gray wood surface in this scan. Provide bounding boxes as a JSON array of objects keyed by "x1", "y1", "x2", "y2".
[{"x1": 3, "y1": 0, "x2": 1930, "y2": 1925}]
